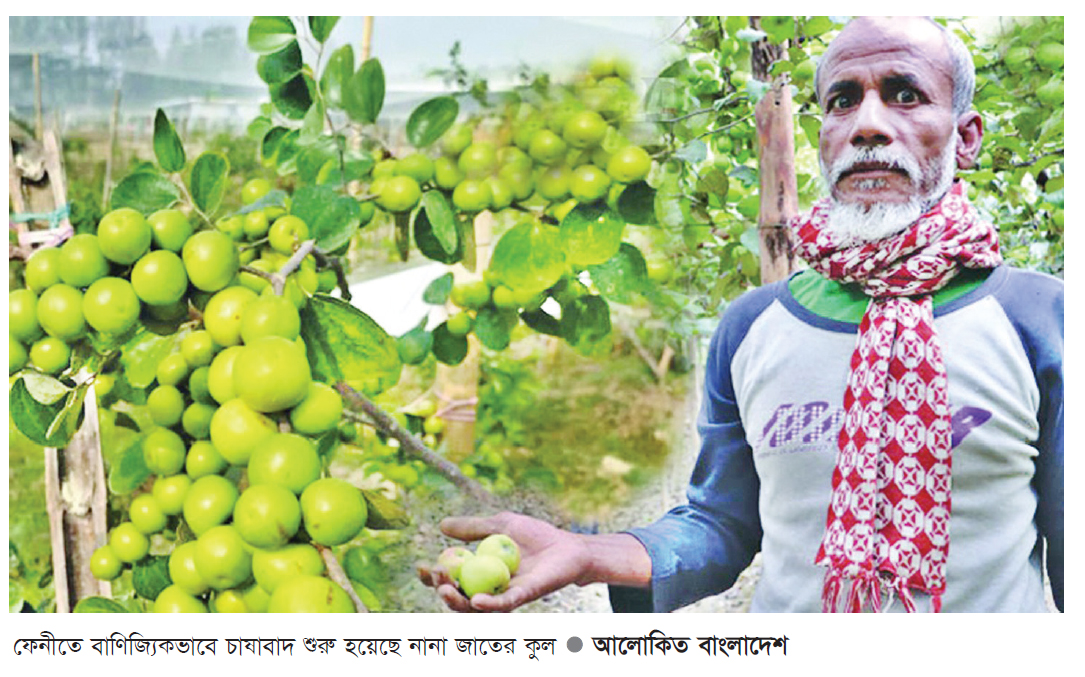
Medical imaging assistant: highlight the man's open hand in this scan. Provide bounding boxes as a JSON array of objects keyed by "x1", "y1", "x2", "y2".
[{"x1": 417, "y1": 511, "x2": 594, "y2": 612}]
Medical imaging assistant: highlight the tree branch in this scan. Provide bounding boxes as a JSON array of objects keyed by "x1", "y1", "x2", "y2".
[
  {"x1": 316, "y1": 544, "x2": 367, "y2": 612},
  {"x1": 336, "y1": 383, "x2": 499, "y2": 508}
]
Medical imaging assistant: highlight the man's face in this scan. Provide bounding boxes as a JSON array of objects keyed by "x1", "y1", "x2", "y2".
[{"x1": 817, "y1": 18, "x2": 960, "y2": 216}]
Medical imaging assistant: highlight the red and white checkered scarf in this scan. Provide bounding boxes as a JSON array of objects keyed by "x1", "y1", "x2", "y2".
[{"x1": 791, "y1": 181, "x2": 1002, "y2": 612}]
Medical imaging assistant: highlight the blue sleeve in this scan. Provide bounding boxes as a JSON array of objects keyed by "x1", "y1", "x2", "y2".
[
  {"x1": 996, "y1": 267, "x2": 1064, "y2": 612},
  {"x1": 609, "y1": 284, "x2": 778, "y2": 612}
]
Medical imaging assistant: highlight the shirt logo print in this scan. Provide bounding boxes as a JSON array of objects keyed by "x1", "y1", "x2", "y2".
[{"x1": 757, "y1": 402, "x2": 991, "y2": 454}]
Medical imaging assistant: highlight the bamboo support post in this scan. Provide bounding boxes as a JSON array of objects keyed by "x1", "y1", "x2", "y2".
[
  {"x1": 361, "y1": 17, "x2": 375, "y2": 61},
  {"x1": 12, "y1": 123, "x2": 110, "y2": 611}
]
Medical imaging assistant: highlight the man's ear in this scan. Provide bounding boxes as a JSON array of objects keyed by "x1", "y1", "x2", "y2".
[{"x1": 955, "y1": 111, "x2": 983, "y2": 170}]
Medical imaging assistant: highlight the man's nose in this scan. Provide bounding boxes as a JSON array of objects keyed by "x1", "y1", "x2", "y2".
[{"x1": 850, "y1": 91, "x2": 893, "y2": 148}]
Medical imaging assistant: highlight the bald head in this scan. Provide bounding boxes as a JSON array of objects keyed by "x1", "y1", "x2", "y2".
[{"x1": 816, "y1": 17, "x2": 976, "y2": 119}]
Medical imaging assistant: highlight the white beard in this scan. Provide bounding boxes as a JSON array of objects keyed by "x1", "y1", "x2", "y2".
[{"x1": 821, "y1": 135, "x2": 959, "y2": 246}]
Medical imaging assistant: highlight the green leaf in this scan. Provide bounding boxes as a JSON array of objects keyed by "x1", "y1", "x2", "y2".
[
  {"x1": 132, "y1": 555, "x2": 171, "y2": 601},
  {"x1": 320, "y1": 44, "x2": 354, "y2": 110},
  {"x1": 802, "y1": 16, "x2": 835, "y2": 37},
  {"x1": 20, "y1": 371, "x2": 70, "y2": 405},
  {"x1": 270, "y1": 73, "x2": 314, "y2": 120},
  {"x1": 696, "y1": 165, "x2": 730, "y2": 197},
  {"x1": 189, "y1": 152, "x2": 229, "y2": 215},
  {"x1": 110, "y1": 172, "x2": 181, "y2": 214},
  {"x1": 562, "y1": 295, "x2": 612, "y2": 354},
  {"x1": 247, "y1": 116, "x2": 273, "y2": 142},
  {"x1": 419, "y1": 191, "x2": 457, "y2": 255},
  {"x1": 674, "y1": 139, "x2": 708, "y2": 164},
  {"x1": 587, "y1": 243, "x2": 648, "y2": 304},
  {"x1": 308, "y1": 16, "x2": 340, "y2": 43},
  {"x1": 121, "y1": 326, "x2": 190, "y2": 389},
  {"x1": 423, "y1": 272, "x2": 454, "y2": 305},
  {"x1": 520, "y1": 308, "x2": 564, "y2": 337},
  {"x1": 152, "y1": 108, "x2": 186, "y2": 173},
  {"x1": 236, "y1": 189, "x2": 289, "y2": 216},
  {"x1": 414, "y1": 206, "x2": 463, "y2": 264},
  {"x1": 108, "y1": 435, "x2": 151, "y2": 495},
  {"x1": 261, "y1": 126, "x2": 290, "y2": 163},
  {"x1": 300, "y1": 99, "x2": 326, "y2": 143},
  {"x1": 296, "y1": 138, "x2": 338, "y2": 185},
  {"x1": 256, "y1": 40, "x2": 303, "y2": 84},
  {"x1": 362, "y1": 489, "x2": 410, "y2": 529},
  {"x1": 473, "y1": 306, "x2": 516, "y2": 351},
  {"x1": 394, "y1": 212, "x2": 410, "y2": 262},
  {"x1": 300, "y1": 294, "x2": 402, "y2": 395},
  {"x1": 489, "y1": 220, "x2": 566, "y2": 294},
  {"x1": 406, "y1": 97, "x2": 460, "y2": 148},
  {"x1": 290, "y1": 184, "x2": 362, "y2": 252},
  {"x1": 323, "y1": 148, "x2": 375, "y2": 185},
  {"x1": 344, "y1": 58, "x2": 385, "y2": 124},
  {"x1": 247, "y1": 16, "x2": 297, "y2": 54},
  {"x1": 396, "y1": 325, "x2": 433, "y2": 365},
  {"x1": 617, "y1": 181, "x2": 658, "y2": 226},
  {"x1": 73, "y1": 597, "x2": 129, "y2": 613},
  {"x1": 798, "y1": 115, "x2": 821, "y2": 148},
  {"x1": 273, "y1": 129, "x2": 302, "y2": 175},
  {"x1": 559, "y1": 202, "x2": 625, "y2": 266},
  {"x1": 431, "y1": 322, "x2": 468, "y2": 365},
  {"x1": 9, "y1": 377, "x2": 78, "y2": 447}
]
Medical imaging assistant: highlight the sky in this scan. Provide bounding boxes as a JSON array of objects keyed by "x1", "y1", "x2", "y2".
[{"x1": 141, "y1": 16, "x2": 687, "y2": 88}]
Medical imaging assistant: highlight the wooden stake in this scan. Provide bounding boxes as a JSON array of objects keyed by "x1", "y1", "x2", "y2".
[
  {"x1": 754, "y1": 79, "x2": 798, "y2": 284},
  {"x1": 749, "y1": 17, "x2": 797, "y2": 285},
  {"x1": 361, "y1": 17, "x2": 374, "y2": 61},
  {"x1": 437, "y1": 211, "x2": 494, "y2": 462}
]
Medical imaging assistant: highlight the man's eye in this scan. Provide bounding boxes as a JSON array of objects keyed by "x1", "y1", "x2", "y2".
[
  {"x1": 830, "y1": 94, "x2": 855, "y2": 110},
  {"x1": 893, "y1": 89, "x2": 919, "y2": 104}
]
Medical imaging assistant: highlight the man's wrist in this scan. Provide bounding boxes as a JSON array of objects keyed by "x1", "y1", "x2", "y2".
[{"x1": 573, "y1": 532, "x2": 652, "y2": 589}]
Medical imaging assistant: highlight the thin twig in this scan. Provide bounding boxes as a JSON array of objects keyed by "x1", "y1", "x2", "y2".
[
  {"x1": 1010, "y1": 147, "x2": 1064, "y2": 169},
  {"x1": 272, "y1": 239, "x2": 317, "y2": 296},
  {"x1": 316, "y1": 545, "x2": 368, "y2": 612},
  {"x1": 336, "y1": 383, "x2": 499, "y2": 508}
]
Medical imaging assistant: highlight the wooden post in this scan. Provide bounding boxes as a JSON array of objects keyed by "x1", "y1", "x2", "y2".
[
  {"x1": 750, "y1": 18, "x2": 797, "y2": 284},
  {"x1": 754, "y1": 80, "x2": 798, "y2": 283},
  {"x1": 436, "y1": 212, "x2": 494, "y2": 462},
  {"x1": 361, "y1": 17, "x2": 374, "y2": 61},
  {"x1": 45, "y1": 388, "x2": 111, "y2": 612},
  {"x1": 11, "y1": 124, "x2": 110, "y2": 611},
  {"x1": 102, "y1": 89, "x2": 121, "y2": 209}
]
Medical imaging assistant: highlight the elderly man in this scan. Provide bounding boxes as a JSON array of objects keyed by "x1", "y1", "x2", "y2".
[{"x1": 420, "y1": 16, "x2": 1063, "y2": 613}]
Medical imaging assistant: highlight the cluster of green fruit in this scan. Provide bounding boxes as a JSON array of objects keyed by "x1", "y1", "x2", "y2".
[
  {"x1": 437, "y1": 534, "x2": 521, "y2": 599},
  {"x1": 367, "y1": 56, "x2": 651, "y2": 222},
  {"x1": 10, "y1": 182, "x2": 384, "y2": 612}
]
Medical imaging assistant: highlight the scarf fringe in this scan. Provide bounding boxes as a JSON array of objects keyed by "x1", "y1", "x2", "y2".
[{"x1": 822, "y1": 567, "x2": 941, "y2": 613}]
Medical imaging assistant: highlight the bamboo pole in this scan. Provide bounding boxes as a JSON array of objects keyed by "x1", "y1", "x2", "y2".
[
  {"x1": 361, "y1": 17, "x2": 374, "y2": 61},
  {"x1": 21, "y1": 126, "x2": 110, "y2": 611}
]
